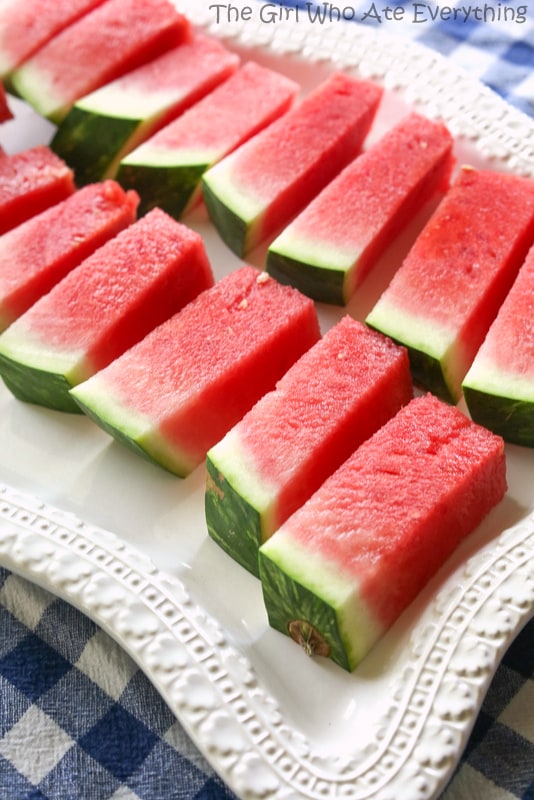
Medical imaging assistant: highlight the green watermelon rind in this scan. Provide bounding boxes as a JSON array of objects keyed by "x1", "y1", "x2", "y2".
[
  {"x1": 51, "y1": 106, "x2": 141, "y2": 185},
  {"x1": 10, "y1": 60, "x2": 65, "y2": 123},
  {"x1": 258, "y1": 547, "x2": 353, "y2": 671},
  {"x1": 201, "y1": 171, "x2": 253, "y2": 258},
  {"x1": 258, "y1": 535, "x2": 380, "y2": 672},
  {"x1": 117, "y1": 159, "x2": 207, "y2": 218},
  {"x1": 403, "y1": 345, "x2": 456, "y2": 404},
  {"x1": 205, "y1": 454, "x2": 264, "y2": 575},
  {"x1": 70, "y1": 380, "x2": 194, "y2": 476},
  {"x1": 462, "y1": 382, "x2": 534, "y2": 446},
  {"x1": 266, "y1": 246, "x2": 349, "y2": 305},
  {"x1": 366, "y1": 303, "x2": 459, "y2": 404},
  {"x1": 0, "y1": 350, "x2": 81, "y2": 413}
]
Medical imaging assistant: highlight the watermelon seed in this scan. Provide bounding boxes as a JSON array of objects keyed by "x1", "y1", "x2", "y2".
[{"x1": 287, "y1": 619, "x2": 330, "y2": 658}]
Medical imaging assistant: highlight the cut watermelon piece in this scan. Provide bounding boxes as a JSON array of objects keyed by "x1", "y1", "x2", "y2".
[
  {"x1": 0, "y1": 145, "x2": 76, "y2": 235},
  {"x1": 206, "y1": 316, "x2": 413, "y2": 576},
  {"x1": 202, "y1": 73, "x2": 383, "y2": 257},
  {"x1": 266, "y1": 112, "x2": 454, "y2": 305},
  {"x1": 0, "y1": 208, "x2": 214, "y2": 412},
  {"x1": 9, "y1": 0, "x2": 191, "y2": 122},
  {"x1": 259, "y1": 393, "x2": 507, "y2": 672},
  {"x1": 70, "y1": 268, "x2": 321, "y2": 477},
  {"x1": 51, "y1": 34, "x2": 240, "y2": 186},
  {"x1": 117, "y1": 60, "x2": 299, "y2": 219},
  {"x1": 0, "y1": 0, "x2": 109, "y2": 79},
  {"x1": 366, "y1": 166, "x2": 534, "y2": 403},
  {"x1": 0, "y1": 180, "x2": 139, "y2": 332},
  {"x1": 463, "y1": 242, "x2": 534, "y2": 446},
  {"x1": 0, "y1": 80, "x2": 12, "y2": 121}
]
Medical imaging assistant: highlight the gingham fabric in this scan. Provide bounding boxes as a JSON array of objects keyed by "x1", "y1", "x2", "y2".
[
  {"x1": 0, "y1": 568, "x2": 236, "y2": 800},
  {"x1": 1, "y1": 3, "x2": 533, "y2": 798},
  {"x1": 1, "y1": 567, "x2": 533, "y2": 799}
]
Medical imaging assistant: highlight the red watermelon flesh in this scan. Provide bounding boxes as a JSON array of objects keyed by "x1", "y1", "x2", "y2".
[
  {"x1": 0, "y1": 80, "x2": 12, "y2": 121},
  {"x1": 366, "y1": 166, "x2": 534, "y2": 402},
  {"x1": 266, "y1": 111, "x2": 454, "y2": 304},
  {"x1": 258, "y1": 393, "x2": 507, "y2": 670},
  {"x1": 70, "y1": 267, "x2": 321, "y2": 477},
  {"x1": 201, "y1": 73, "x2": 383, "y2": 256},
  {"x1": 0, "y1": 145, "x2": 75, "y2": 235},
  {"x1": 0, "y1": 0, "x2": 109, "y2": 79},
  {"x1": 10, "y1": 0, "x2": 191, "y2": 122},
  {"x1": 0, "y1": 180, "x2": 139, "y2": 331},
  {"x1": 137, "y1": 60, "x2": 298, "y2": 160},
  {"x1": 205, "y1": 316, "x2": 413, "y2": 574},
  {"x1": 0, "y1": 208, "x2": 214, "y2": 411}
]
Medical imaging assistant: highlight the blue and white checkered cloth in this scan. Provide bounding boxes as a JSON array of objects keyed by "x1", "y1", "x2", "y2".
[
  {"x1": 1, "y1": 565, "x2": 533, "y2": 800},
  {"x1": 1, "y1": 3, "x2": 533, "y2": 798},
  {"x1": 0, "y1": 567, "x2": 236, "y2": 800}
]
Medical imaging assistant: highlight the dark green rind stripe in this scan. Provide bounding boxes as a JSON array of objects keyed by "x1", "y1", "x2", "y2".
[
  {"x1": 205, "y1": 455, "x2": 263, "y2": 576},
  {"x1": 406, "y1": 345, "x2": 456, "y2": 404},
  {"x1": 51, "y1": 107, "x2": 139, "y2": 185},
  {"x1": 0, "y1": 353, "x2": 81, "y2": 413},
  {"x1": 117, "y1": 161, "x2": 208, "y2": 219},
  {"x1": 258, "y1": 549, "x2": 351, "y2": 672},
  {"x1": 366, "y1": 320, "x2": 456, "y2": 404},
  {"x1": 266, "y1": 248, "x2": 348, "y2": 306},
  {"x1": 201, "y1": 176, "x2": 248, "y2": 258},
  {"x1": 71, "y1": 392, "x2": 184, "y2": 476},
  {"x1": 463, "y1": 385, "x2": 534, "y2": 447}
]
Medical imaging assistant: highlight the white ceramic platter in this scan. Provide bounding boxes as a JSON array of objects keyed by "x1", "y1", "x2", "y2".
[{"x1": 0, "y1": 2, "x2": 533, "y2": 798}]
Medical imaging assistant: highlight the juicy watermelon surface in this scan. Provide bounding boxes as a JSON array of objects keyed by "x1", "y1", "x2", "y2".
[
  {"x1": 133, "y1": 60, "x2": 298, "y2": 157},
  {"x1": 0, "y1": 145, "x2": 75, "y2": 234},
  {"x1": 0, "y1": 0, "x2": 108, "y2": 78}
]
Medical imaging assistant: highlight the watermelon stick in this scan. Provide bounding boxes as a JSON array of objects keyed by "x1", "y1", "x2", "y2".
[
  {"x1": 70, "y1": 268, "x2": 321, "y2": 477},
  {"x1": 259, "y1": 394, "x2": 507, "y2": 672},
  {"x1": 206, "y1": 316, "x2": 413, "y2": 576},
  {"x1": 266, "y1": 112, "x2": 454, "y2": 306},
  {"x1": 9, "y1": 0, "x2": 191, "y2": 123},
  {"x1": 366, "y1": 166, "x2": 534, "y2": 403},
  {"x1": 463, "y1": 242, "x2": 534, "y2": 446},
  {"x1": 51, "y1": 35, "x2": 240, "y2": 186},
  {"x1": 117, "y1": 61, "x2": 299, "y2": 219},
  {"x1": 0, "y1": 208, "x2": 214, "y2": 412},
  {"x1": 202, "y1": 73, "x2": 383, "y2": 258}
]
